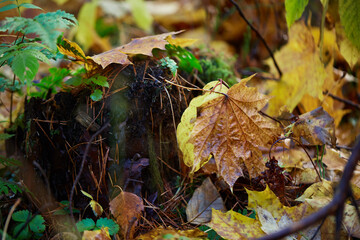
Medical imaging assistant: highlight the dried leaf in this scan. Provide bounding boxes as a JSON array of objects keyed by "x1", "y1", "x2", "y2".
[
  {"x1": 177, "y1": 81, "x2": 229, "y2": 171},
  {"x1": 187, "y1": 75, "x2": 281, "y2": 187},
  {"x1": 109, "y1": 191, "x2": 144, "y2": 239},
  {"x1": 208, "y1": 186, "x2": 311, "y2": 239},
  {"x1": 186, "y1": 177, "x2": 226, "y2": 224},
  {"x1": 118, "y1": 31, "x2": 183, "y2": 56},
  {"x1": 136, "y1": 227, "x2": 207, "y2": 240},
  {"x1": 208, "y1": 209, "x2": 264, "y2": 239},
  {"x1": 89, "y1": 31, "x2": 182, "y2": 69},
  {"x1": 82, "y1": 228, "x2": 111, "y2": 240},
  {"x1": 292, "y1": 107, "x2": 336, "y2": 146}
]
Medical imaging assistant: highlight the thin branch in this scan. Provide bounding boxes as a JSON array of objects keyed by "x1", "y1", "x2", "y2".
[
  {"x1": 324, "y1": 91, "x2": 360, "y2": 110},
  {"x1": 257, "y1": 138, "x2": 360, "y2": 240},
  {"x1": 229, "y1": 0, "x2": 282, "y2": 77}
]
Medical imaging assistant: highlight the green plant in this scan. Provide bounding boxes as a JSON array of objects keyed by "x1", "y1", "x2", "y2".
[
  {"x1": 30, "y1": 67, "x2": 70, "y2": 99},
  {"x1": 12, "y1": 210, "x2": 45, "y2": 239},
  {"x1": 66, "y1": 74, "x2": 109, "y2": 101},
  {"x1": 76, "y1": 218, "x2": 119, "y2": 236},
  {"x1": 159, "y1": 56, "x2": 178, "y2": 76},
  {"x1": 165, "y1": 44, "x2": 202, "y2": 74},
  {"x1": 0, "y1": 0, "x2": 77, "y2": 99}
]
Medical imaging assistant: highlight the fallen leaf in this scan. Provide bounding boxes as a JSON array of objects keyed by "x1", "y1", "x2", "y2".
[
  {"x1": 292, "y1": 107, "x2": 336, "y2": 146},
  {"x1": 256, "y1": 207, "x2": 297, "y2": 240},
  {"x1": 208, "y1": 209, "x2": 264, "y2": 239},
  {"x1": 296, "y1": 181, "x2": 360, "y2": 238},
  {"x1": 109, "y1": 191, "x2": 144, "y2": 239},
  {"x1": 118, "y1": 31, "x2": 183, "y2": 56},
  {"x1": 186, "y1": 177, "x2": 226, "y2": 224},
  {"x1": 136, "y1": 227, "x2": 207, "y2": 240},
  {"x1": 266, "y1": 22, "x2": 327, "y2": 115},
  {"x1": 82, "y1": 228, "x2": 111, "y2": 240},
  {"x1": 90, "y1": 31, "x2": 182, "y2": 69},
  {"x1": 185, "y1": 75, "x2": 281, "y2": 187},
  {"x1": 177, "y1": 81, "x2": 229, "y2": 172},
  {"x1": 208, "y1": 186, "x2": 311, "y2": 239}
]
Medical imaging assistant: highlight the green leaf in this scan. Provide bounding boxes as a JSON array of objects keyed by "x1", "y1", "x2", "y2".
[
  {"x1": 75, "y1": 1, "x2": 97, "y2": 52},
  {"x1": 13, "y1": 210, "x2": 31, "y2": 222},
  {"x1": 29, "y1": 215, "x2": 45, "y2": 233},
  {"x1": 0, "y1": 155, "x2": 21, "y2": 167},
  {"x1": 0, "y1": 133, "x2": 14, "y2": 140},
  {"x1": 13, "y1": 222, "x2": 31, "y2": 240},
  {"x1": 285, "y1": 0, "x2": 309, "y2": 28},
  {"x1": 339, "y1": 0, "x2": 360, "y2": 51},
  {"x1": 90, "y1": 89, "x2": 103, "y2": 102},
  {"x1": 90, "y1": 76, "x2": 109, "y2": 87},
  {"x1": 96, "y1": 218, "x2": 119, "y2": 236},
  {"x1": 66, "y1": 76, "x2": 82, "y2": 86},
  {"x1": 0, "y1": 10, "x2": 77, "y2": 50},
  {"x1": 0, "y1": 3, "x2": 17, "y2": 12},
  {"x1": 166, "y1": 45, "x2": 202, "y2": 73},
  {"x1": 126, "y1": 0, "x2": 153, "y2": 31},
  {"x1": 11, "y1": 52, "x2": 39, "y2": 83},
  {"x1": 0, "y1": 0, "x2": 15, "y2": 3},
  {"x1": 18, "y1": 3, "x2": 43, "y2": 10},
  {"x1": 76, "y1": 218, "x2": 95, "y2": 232}
]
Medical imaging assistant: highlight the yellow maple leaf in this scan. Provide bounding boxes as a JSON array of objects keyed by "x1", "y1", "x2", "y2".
[
  {"x1": 266, "y1": 22, "x2": 327, "y2": 115},
  {"x1": 208, "y1": 186, "x2": 312, "y2": 240},
  {"x1": 184, "y1": 75, "x2": 281, "y2": 188}
]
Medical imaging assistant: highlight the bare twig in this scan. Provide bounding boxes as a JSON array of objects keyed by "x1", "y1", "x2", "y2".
[
  {"x1": 229, "y1": 0, "x2": 282, "y2": 77},
  {"x1": 257, "y1": 138, "x2": 360, "y2": 240},
  {"x1": 323, "y1": 91, "x2": 360, "y2": 110},
  {"x1": 2, "y1": 199, "x2": 21, "y2": 240}
]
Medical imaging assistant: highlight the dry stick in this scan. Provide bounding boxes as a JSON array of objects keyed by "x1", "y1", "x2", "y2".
[
  {"x1": 229, "y1": 0, "x2": 282, "y2": 78},
  {"x1": 257, "y1": 138, "x2": 360, "y2": 240},
  {"x1": 69, "y1": 121, "x2": 110, "y2": 235},
  {"x1": 324, "y1": 91, "x2": 360, "y2": 110},
  {"x1": 2, "y1": 198, "x2": 21, "y2": 240}
]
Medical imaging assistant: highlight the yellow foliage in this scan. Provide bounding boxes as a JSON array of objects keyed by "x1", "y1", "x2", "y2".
[{"x1": 266, "y1": 22, "x2": 327, "y2": 115}]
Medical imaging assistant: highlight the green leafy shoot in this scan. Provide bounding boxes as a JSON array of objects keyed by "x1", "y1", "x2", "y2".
[
  {"x1": 76, "y1": 218, "x2": 119, "y2": 236},
  {"x1": 76, "y1": 218, "x2": 96, "y2": 232},
  {"x1": 159, "y1": 57, "x2": 178, "y2": 76},
  {"x1": 0, "y1": 10, "x2": 77, "y2": 50},
  {"x1": 12, "y1": 210, "x2": 45, "y2": 239},
  {"x1": 0, "y1": 1, "x2": 43, "y2": 14},
  {"x1": 0, "y1": 155, "x2": 21, "y2": 167},
  {"x1": 90, "y1": 89, "x2": 103, "y2": 102},
  {"x1": 31, "y1": 68, "x2": 70, "y2": 99},
  {"x1": 0, "y1": 179, "x2": 22, "y2": 195},
  {"x1": 165, "y1": 44, "x2": 202, "y2": 73}
]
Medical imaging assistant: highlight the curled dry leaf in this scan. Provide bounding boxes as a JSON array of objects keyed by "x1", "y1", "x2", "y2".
[
  {"x1": 292, "y1": 107, "x2": 336, "y2": 146},
  {"x1": 109, "y1": 191, "x2": 144, "y2": 239},
  {"x1": 178, "y1": 75, "x2": 281, "y2": 188},
  {"x1": 186, "y1": 177, "x2": 226, "y2": 224}
]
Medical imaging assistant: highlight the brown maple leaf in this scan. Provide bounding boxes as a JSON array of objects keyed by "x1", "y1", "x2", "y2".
[{"x1": 189, "y1": 76, "x2": 281, "y2": 188}]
